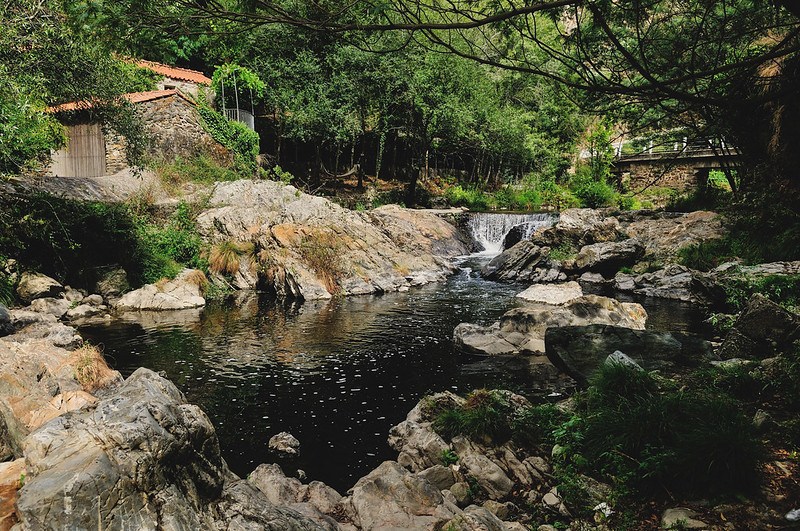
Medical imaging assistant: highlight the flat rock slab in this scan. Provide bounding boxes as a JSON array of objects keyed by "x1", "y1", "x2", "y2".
[{"x1": 515, "y1": 282, "x2": 583, "y2": 305}]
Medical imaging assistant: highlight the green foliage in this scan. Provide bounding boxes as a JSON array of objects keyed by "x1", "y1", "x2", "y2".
[
  {"x1": 212, "y1": 63, "x2": 267, "y2": 108},
  {"x1": 556, "y1": 364, "x2": 763, "y2": 497},
  {"x1": 677, "y1": 238, "x2": 737, "y2": 271},
  {"x1": 440, "y1": 449, "x2": 459, "y2": 466},
  {"x1": 572, "y1": 171, "x2": 618, "y2": 209},
  {"x1": 444, "y1": 185, "x2": 490, "y2": 211},
  {"x1": 719, "y1": 274, "x2": 800, "y2": 314},
  {"x1": 511, "y1": 404, "x2": 569, "y2": 448},
  {"x1": 433, "y1": 389, "x2": 514, "y2": 445},
  {"x1": 155, "y1": 155, "x2": 241, "y2": 193},
  {"x1": 548, "y1": 244, "x2": 576, "y2": 262},
  {"x1": 0, "y1": 193, "x2": 206, "y2": 289},
  {"x1": 0, "y1": 272, "x2": 14, "y2": 307},
  {"x1": 197, "y1": 103, "x2": 259, "y2": 174}
]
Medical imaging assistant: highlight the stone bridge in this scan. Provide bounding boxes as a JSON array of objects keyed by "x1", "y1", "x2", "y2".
[{"x1": 611, "y1": 146, "x2": 739, "y2": 192}]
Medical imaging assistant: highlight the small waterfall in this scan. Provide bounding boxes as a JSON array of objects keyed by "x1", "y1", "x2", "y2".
[{"x1": 464, "y1": 212, "x2": 557, "y2": 255}]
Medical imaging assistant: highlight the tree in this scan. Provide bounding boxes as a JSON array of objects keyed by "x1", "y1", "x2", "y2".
[
  {"x1": 114, "y1": 0, "x2": 800, "y2": 200},
  {"x1": 1, "y1": 0, "x2": 152, "y2": 174}
]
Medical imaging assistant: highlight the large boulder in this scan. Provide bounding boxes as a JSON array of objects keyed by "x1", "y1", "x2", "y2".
[
  {"x1": 613, "y1": 264, "x2": 724, "y2": 305},
  {"x1": 718, "y1": 294, "x2": 800, "y2": 359},
  {"x1": 454, "y1": 295, "x2": 647, "y2": 356},
  {"x1": 530, "y1": 208, "x2": 622, "y2": 249},
  {"x1": 343, "y1": 460, "x2": 461, "y2": 530},
  {"x1": 27, "y1": 297, "x2": 71, "y2": 318},
  {"x1": 567, "y1": 238, "x2": 644, "y2": 276},
  {"x1": 15, "y1": 368, "x2": 320, "y2": 530},
  {"x1": 481, "y1": 241, "x2": 565, "y2": 283},
  {"x1": 545, "y1": 324, "x2": 716, "y2": 385},
  {"x1": 625, "y1": 210, "x2": 726, "y2": 261},
  {"x1": 16, "y1": 272, "x2": 63, "y2": 304},
  {"x1": 515, "y1": 281, "x2": 583, "y2": 305},
  {"x1": 196, "y1": 180, "x2": 470, "y2": 300},
  {"x1": 116, "y1": 268, "x2": 206, "y2": 311}
]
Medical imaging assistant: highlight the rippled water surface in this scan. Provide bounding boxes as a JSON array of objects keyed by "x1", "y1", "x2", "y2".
[{"x1": 80, "y1": 253, "x2": 706, "y2": 492}]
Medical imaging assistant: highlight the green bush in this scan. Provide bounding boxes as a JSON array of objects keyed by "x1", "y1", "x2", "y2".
[
  {"x1": 0, "y1": 272, "x2": 13, "y2": 307},
  {"x1": 197, "y1": 105, "x2": 259, "y2": 174},
  {"x1": 560, "y1": 364, "x2": 763, "y2": 497},
  {"x1": 511, "y1": 404, "x2": 569, "y2": 448},
  {"x1": 573, "y1": 179, "x2": 617, "y2": 208},
  {"x1": 444, "y1": 185, "x2": 490, "y2": 210},
  {"x1": 719, "y1": 273, "x2": 800, "y2": 313},
  {"x1": 0, "y1": 194, "x2": 206, "y2": 289},
  {"x1": 677, "y1": 237, "x2": 736, "y2": 271},
  {"x1": 433, "y1": 389, "x2": 513, "y2": 444}
]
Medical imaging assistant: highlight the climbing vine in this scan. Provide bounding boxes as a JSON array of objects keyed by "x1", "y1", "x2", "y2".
[{"x1": 197, "y1": 102, "x2": 259, "y2": 174}]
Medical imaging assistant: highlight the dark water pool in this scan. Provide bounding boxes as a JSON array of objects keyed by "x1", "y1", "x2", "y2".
[{"x1": 79, "y1": 255, "x2": 707, "y2": 492}]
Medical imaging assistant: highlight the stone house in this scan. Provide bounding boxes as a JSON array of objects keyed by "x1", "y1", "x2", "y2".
[
  {"x1": 46, "y1": 63, "x2": 229, "y2": 178},
  {"x1": 131, "y1": 59, "x2": 212, "y2": 99}
]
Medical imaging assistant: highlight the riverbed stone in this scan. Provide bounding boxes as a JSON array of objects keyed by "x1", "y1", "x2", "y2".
[
  {"x1": 0, "y1": 458, "x2": 25, "y2": 529},
  {"x1": 515, "y1": 281, "x2": 583, "y2": 305},
  {"x1": 661, "y1": 507, "x2": 708, "y2": 529},
  {"x1": 0, "y1": 304, "x2": 12, "y2": 337},
  {"x1": 343, "y1": 460, "x2": 461, "y2": 530},
  {"x1": 388, "y1": 418, "x2": 451, "y2": 472},
  {"x1": 482, "y1": 241, "x2": 565, "y2": 283},
  {"x1": 27, "y1": 297, "x2": 71, "y2": 318},
  {"x1": 269, "y1": 431, "x2": 301, "y2": 455},
  {"x1": 116, "y1": 268, "x2": 206, "y2": 311},
  {"x1": 454, "y1": 295, "x2": 647, "y2": 358},
  {"x1": 613, "y1": 264, "x2": 724, "y2": 304},
  {"x1": 545, "y1": 324, "x2": 716, "y2": 385},
  {"x1": 568, "y1": 238, "x2": 644, "y2": 276},
  {"x1": 419, "y1": 464, "x2": 456, "y2": 490},
  {"x1": 94, "y1": 266, "x2": 130, "y2": 299},
  {"x1": 719, "y1": 294, "x2": 800, "y2": 359},
  {"x1": 449, "y1": 482, "x2": 472, "y2": 507},
  {"x1": 16, "y1": 272, "x2": 63, "y2": 304},
  {"x1": 15, "y1": 368, "x2": 319, "y2": 530}
]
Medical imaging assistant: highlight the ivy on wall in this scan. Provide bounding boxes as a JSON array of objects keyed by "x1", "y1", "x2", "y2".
[{"x1": 197, "y1": 102, "x2": 259, "y2": 174}]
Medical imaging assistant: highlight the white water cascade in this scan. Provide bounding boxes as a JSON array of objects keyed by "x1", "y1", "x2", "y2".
[{"x1": 465, "y1": 212, "x2": 557, "y2": 256}]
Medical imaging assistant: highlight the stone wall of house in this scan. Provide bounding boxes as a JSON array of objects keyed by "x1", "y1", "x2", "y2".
[
  {"x1": 156, "y1": 78, "x2": 204, "y2": 98},
  {"x1": 105, "y1": 94, "x2": 232, "y2": 174}
]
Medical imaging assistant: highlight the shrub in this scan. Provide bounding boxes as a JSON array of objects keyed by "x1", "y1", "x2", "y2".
[
  {"x1": 677, "y1": 237, "x2": 736, "y2": 271},
  {"x1": 433, "y1": 389, "x2": 514, "y2": 445},
  {"x1": 208, "y1": 241, "x2": 253, "y2": 276},
  {"x1": 444, "y1": 185, "x2": 490, "y2": 210},
  {"x1": 298, "y1": 230, "x2": 346, "y2": 293},
  {"x1": 155, "y1": 155, "x2": 241, "y2": 193},
  {"x1": 567, "y1": 364, "x2": 763, "y2": 497},
  {"x1": 197, "y1": 105, "x2": 259, "y2": 174},
  {"x1": 511, "y1": 404, "x2": 569, "y2": 448},
  {"x1": 573, "y1": 179, "x2": 617, "y2": 208}
]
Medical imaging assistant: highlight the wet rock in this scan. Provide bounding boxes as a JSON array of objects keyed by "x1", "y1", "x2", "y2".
[
  {"x1": 65, "y1": 303, "x2": 107, "y2": 321},
  {"x1": 0, "y1": 304, "x2": 12, "y2": 337},
  {"x1": 613, "y1": 264, "x2": 723, "y2": 304},
  {"x1": 343, "y1": 460, "x2": 460, "y2": 529},
  {"x1": 8, "y1": 310, "x2": 83, "y2": 349},
  {"x1": 568, "y1": 238, "x2": 644, "y2": 276},
  {"x1": 482, "y1": 241, "x2": 565, "y2": 283},
  {"x1": 116, "y1": 268, "x2": 206, "y2": 311},
  {"x1": 269, "y1": 431, "x2": 301, "y2": 455},
  {"x1": 719, "y1": 294, "x2": 800, "y2": 359},
  {"x1": 388, "y1": 418, "x2": 451, "y2": 472},
  {"x1": 545, "y1": 324, "x2": 716, "y2": 385},
  {"x1": 454, "y1": 295, "x2": 647, "y2": 357},
  {"x1": 16, "y1": 272, "x2": 63, "y2": 304},
  {"x1": 515, "y1": 281, "x2": 583, "y2": 305},
  {"x1": 94, "y1": 267, "x2": 129, "y2": 300},
  {"x1": 16, "y1": 368, "x2": 319, "y2": 530},
  {"x1": 661, "y1": 507, "x2": 708, "y2": 529},
  {"x1": 419, "y1": 464, "x2": 456, "y2": 490},
  {"x1": 606, "y1": 350, "x2": 643, "y2": 370},
  {"x1": 28, "y1": 297, "x2": 71, "y2": 318}
]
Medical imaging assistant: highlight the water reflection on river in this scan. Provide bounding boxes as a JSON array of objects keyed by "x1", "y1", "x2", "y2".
[{"x1": 79, "y1": 255, "x2": 707, "y2": 492}]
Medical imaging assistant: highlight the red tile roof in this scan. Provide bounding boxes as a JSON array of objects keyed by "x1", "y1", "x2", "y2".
[
  {"x1": 134, "y1": 59, "x2": 212, "y2": 85},
  {"x1": 48, "y1": 89, "x2": 193, "y2": 113}
]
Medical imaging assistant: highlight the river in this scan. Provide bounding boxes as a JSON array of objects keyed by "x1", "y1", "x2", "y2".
[{"x1": 78, "y1": 213, "x2": 706, "y2": 492}]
